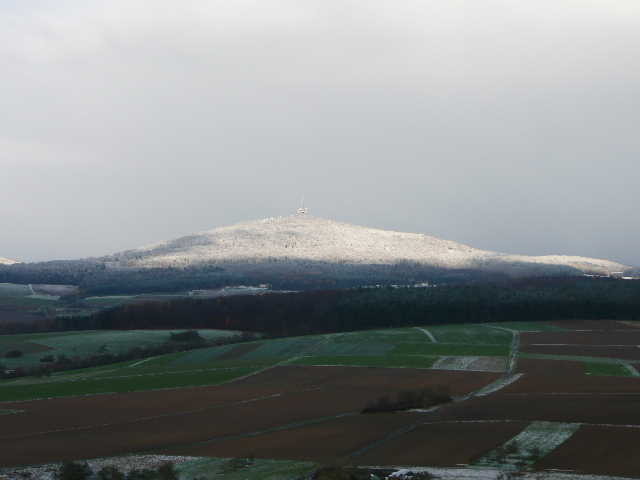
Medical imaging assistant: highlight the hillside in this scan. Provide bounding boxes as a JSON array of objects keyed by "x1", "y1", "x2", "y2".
[{"x1": 104, "y1": 215, "x2": 629, "y2": 277}]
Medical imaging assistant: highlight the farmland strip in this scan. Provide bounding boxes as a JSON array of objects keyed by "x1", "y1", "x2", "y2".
[
  {"x1": 473, "y1": 421, "x2": 581, "y2": 470},
  {"x1": 0, "y1": 392, "x2": 286, "y2": 442}
]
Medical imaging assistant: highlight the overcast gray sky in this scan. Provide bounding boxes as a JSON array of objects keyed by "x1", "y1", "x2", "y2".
[{"x1": 1, "y1": 0, "x2": 639, "y2": 265}]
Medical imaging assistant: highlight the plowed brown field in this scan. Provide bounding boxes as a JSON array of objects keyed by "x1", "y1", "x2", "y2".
[
  {"x1": 165, "y1": 413, "x2": 425, "y2": 462},
  {"x1": 431, "y1": 393, "x2": 640, "y2": 425},
  {"x1": 0, "y1": 366, "x2": 499, "y2": 467},
  {"x1": 521, "y1": 331, "x2": 640, "y2": 346},
  {"x1": 509, "y1": 358, "x2": 640, "y2": 394},
  {"x1": 353, "y1": 420, "x2": 527, "y2": 467},
  {"x1": 538, "y1": 425, "x2": 640, "y2": 477}
]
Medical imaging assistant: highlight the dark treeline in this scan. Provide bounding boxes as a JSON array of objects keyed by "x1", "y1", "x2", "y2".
[{"x1": 61, "y1": 277, "x2": 640, "y2": 337}]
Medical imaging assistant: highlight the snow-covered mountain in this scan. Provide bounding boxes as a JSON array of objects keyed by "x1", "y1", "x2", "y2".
[
  {"x1": 105, "y1": 215, "x2": 629, "y2": 277},
  {"x1": 0, "y1": 257, "x2": 18, "y2": 265}
]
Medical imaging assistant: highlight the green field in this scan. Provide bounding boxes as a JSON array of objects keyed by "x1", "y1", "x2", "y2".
[
  {"x1": 428, "y1": 324, "x2": 512, "y2": 344},
  {"x1": 293, "y1": 354, "x2": 437, "y2": 368},
  {"x1": 0, "y1": 322, "x2": 518, "y2": 401},
  {"x1": 393, "y1": 342, "x2": 510, "y2": 356},
  {"x1": 584, "y1": 362, "x2": 633, "y2": 377},
  {"x1": 0, "y1": 283, "x2": 31, "y2": 297},
  {"x1": 0, "y1": 329, "x2": 241, "y2": 368},
  {"x1": 0, "y1": 367, "x2": 258, "y2": 402},
  {"x1": 176, "y1": 457, "x2": 317, "y2": 480}
]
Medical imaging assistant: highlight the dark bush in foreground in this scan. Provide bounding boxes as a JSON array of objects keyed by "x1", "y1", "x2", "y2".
[
  {"x1": 55, "y1": 461, "x2": 93, "y2": 480},
  {"x1": 4, "y1": 350, "x2": 22, "y2": 358},
  {"x1": 362, "y1": 386, "x2": 452, "y2": 414},
  {"x1": 97, "y1": 466, "x2": 125, "y2": 480},
  {"x1": 312, "y1": 466, "x2": 359, "y2": 480}
]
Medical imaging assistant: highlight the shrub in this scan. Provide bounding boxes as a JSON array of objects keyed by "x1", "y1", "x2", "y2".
[
  {"x1": 126, "y1": 469, "x2": 157, "y2": 480},
  {"x1": 4, "y1": 350, "x2": 22, "y2": 358},
  {"x1": 40, "y1": 355, "x2": 55, "y2": 363},
  {"x1": 157, "y1": 462, "x2": 178, "y2": 480},
  {"x1": 313, "y1": 466, "x2": 358, "y2": 480},
  {"x1": 362, "y1": 386, "x2": 451, "y2": 413},
  {"x1": 98, "y1": 466, "x2": 125, "y2": 480},
  {"x1": 55, "y1": 461, "x2": 93, "y2": 480}
]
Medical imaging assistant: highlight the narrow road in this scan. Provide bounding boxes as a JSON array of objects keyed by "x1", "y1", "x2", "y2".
[
  {"x1": 484, "y1": 325, "x2": 520, "y2": 374},
  {"x1": 415, "y1": 327, "x2": 437, "y2": 343}
]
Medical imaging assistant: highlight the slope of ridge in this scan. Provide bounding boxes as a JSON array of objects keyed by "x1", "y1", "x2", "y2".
[
  {"x1": 0, "y1": 257, "x2": 18, "y2": 265},
  {"x1": 105, "y1": 216, "x2": 629, "y2": 276}
]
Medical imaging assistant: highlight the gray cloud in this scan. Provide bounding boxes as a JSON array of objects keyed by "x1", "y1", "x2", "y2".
[{"x1": 1, "y1": 0, "x2": 639, "y2": 265}]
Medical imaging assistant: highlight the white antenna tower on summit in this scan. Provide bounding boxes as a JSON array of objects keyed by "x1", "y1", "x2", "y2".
[{"x1": 296, "y1": 196, "x2": 308, "y2": 215}]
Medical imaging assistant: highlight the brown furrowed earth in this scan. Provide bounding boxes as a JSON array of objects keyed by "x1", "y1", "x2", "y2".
[
  {"x1": 6, "y1": 321, "x2": 640, "y2": 476},
  {"x1": 520, "y1": 329, "x2": 640, "y2": 360},
  {"x1": 522, "y1": 344, "x2": 640, "y2": 361},
  {"x1": 521, "y1": 330, "x2": 640, "y2": 346},
  {"x1": 537, "y1": 425, "x2": 640, "y2": 477},
  {"x1": 165, "y1": 413, "x2": 426, "y2": 463},
  {"x1": 551, "y1": 319, "x2": 638, "y2": 331},
  {"x1": 352, "y1": 420, "x2": 528, "y2": 467},
  {"x1": 0, "y1": 366, "x2": 499, "y2": 467},
  {"x1": 431, "y1": 393, "x2": 640, "y2": 425},
  {"x1": 509, "y1": 358, "x2": 640, "y2": 393}
]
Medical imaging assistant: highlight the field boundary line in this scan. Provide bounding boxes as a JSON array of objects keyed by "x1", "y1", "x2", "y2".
[
  {"x1": 484, "y1": 325, "x2": 520, "y2": 374},
  {"x1": 415, "y1": 327, "x2": 437, "y2": 343},
  {"x1": 128, "y1": 357, "x2": 155, "y2": 368},
  {"x1": 347, "y1": 420, "x2": 426, "y2": 460},
  {"x1": 144, "y1": 411, "x2": 358, "y2": 454},
  {"x1": 623, "y1": 363, "x2": 640, "y2": 377}
]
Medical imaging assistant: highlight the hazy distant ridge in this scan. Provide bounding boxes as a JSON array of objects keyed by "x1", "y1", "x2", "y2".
[
  {"x1": 105, "y1": 216, "x2": 629, "y2": 277},
  {"x1": 0, "y1": 257, "x2": 18, "y2": 265}
]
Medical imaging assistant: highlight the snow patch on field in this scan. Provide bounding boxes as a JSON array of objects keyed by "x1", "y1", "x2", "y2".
[
  {"x1": 474, "y1": 421, "x2": 581, "y2": 470},
  {"x1": 0, "y1": 455, "x2": 197, "y2": 480},
  {"x1": 433, "y1": 356, "x2": 478, "y2": 370},
  {"x1": 472, "y1": 373, "x2": 523, "y2": 397},
  {"x1": 433, "y1": 356, "x2": 506, "y2": 372}
]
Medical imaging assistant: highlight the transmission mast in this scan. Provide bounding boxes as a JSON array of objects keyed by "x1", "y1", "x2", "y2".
[{"x1": 296, "y1": 196, "x2": 308, "y2": 215}]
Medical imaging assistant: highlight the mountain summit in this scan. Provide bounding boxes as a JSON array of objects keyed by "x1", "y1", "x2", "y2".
[{"x1": 105, "y1": 215, "x2": 629, "y2": 277}]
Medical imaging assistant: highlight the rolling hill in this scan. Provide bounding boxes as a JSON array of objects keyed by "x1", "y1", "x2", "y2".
[{"x1": 103, "y1": 215, "x2": 630, "y2": 277}]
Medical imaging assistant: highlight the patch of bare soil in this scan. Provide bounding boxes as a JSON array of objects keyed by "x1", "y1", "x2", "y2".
[
  {"x1": 165, "y1": 413, "x2": 423, "y2": 463},
  {"x1": 431, "y1": 393, "x2": 640, "y2": 425},
  {"x1": 353, "y1": 420, "x2": 527, "y2": 467},
  {"x1": 537, "y1": 425, "x2": 640, "y2": 477},
  {"x1": 521, "y1": 331, "x2": 640, "y2": 346},
  {"x1": 0, "y1": 367, "x2": 500, "y2": 467}
]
